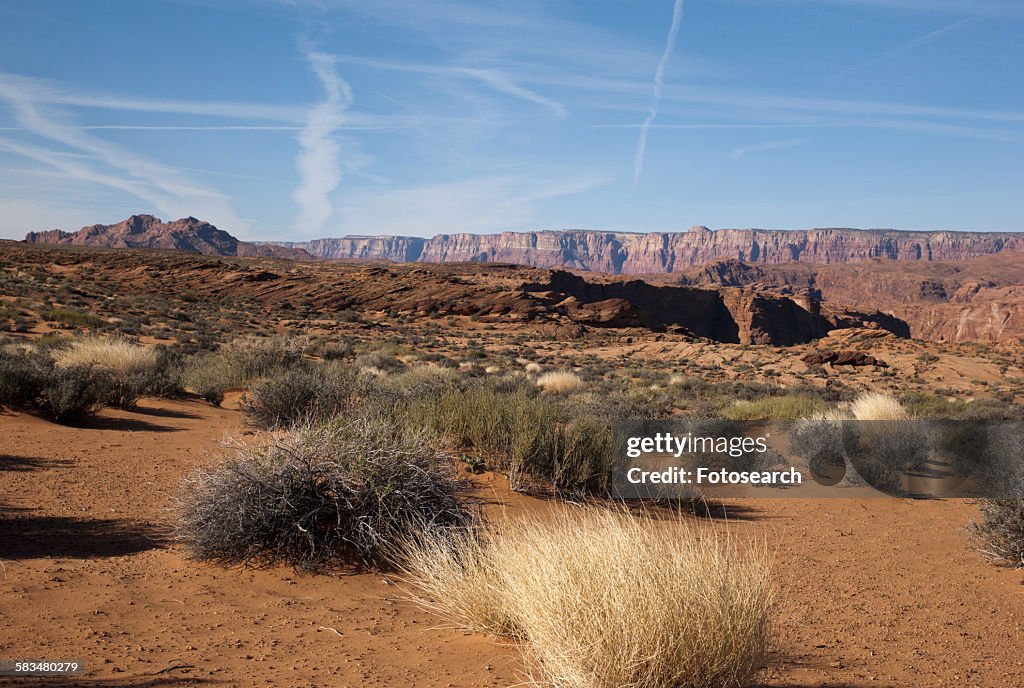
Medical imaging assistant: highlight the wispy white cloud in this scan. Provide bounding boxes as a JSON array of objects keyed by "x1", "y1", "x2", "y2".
[
  {"x1": 331, "y1": 56, "x2": 567, "y2": 119},
  {"x1": 453, "y1": 68, "x2": 568, "y2": 119},
  {"x1": 634, "y1": 0, "x2": 685, "y2": 185},
  {"x1": 0, "y1": 72, "x2": 305, "y2": 122},
  {"x1": 292, "y1": 49, "x2": 353, "y2": 233},
  {"x1": 732, "y1": 137, "x2": 808, "y2": 158},
  {"x1": 827, "y1": 16, "x2": 984, "y2": 82},
  {"x1": 0, "y1": 71, "x2": 254, "y2": 234},
  {"x1": 593, "y1": 120, "x2": 1019, "y2": 140},
  {"x1": 724, "y1": 0, "x2": 1024, "y2": 17},
  {"x1": 333, "y1": 174, "x2": 609, "y2": 237}
]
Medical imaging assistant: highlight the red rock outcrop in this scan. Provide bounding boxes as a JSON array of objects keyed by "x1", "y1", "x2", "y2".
[
  {"x1": 25, "y1": 215, "x2": 311, "y2": 261},
  {"x1": 525, "y1": 270, "x2": 908, "y2": 345},
  {"x1": 668, "y1": 254, "x2": 1024, "y2": 343}
]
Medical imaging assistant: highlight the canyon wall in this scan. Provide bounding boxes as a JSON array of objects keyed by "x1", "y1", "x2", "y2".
[{"x1": 273, "y1": 226, "x2": 1024, "y2": 273}]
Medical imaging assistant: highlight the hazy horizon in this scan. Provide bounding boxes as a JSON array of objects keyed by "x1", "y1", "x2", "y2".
[{"x1": 1, "y1": 0, "x2": 1021, "y2": 240}]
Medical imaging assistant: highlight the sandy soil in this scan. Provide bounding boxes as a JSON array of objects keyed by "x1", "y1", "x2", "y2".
[{"x1": 2, "y1": 399, "x2": 1023, "y2": 687}]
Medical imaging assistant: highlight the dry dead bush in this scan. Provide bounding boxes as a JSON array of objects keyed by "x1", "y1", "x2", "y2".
[
  {"x1": 536, "y1": 370, "x2": 584, "y2": 394},
  {"x1": 176, "y1": 415, "x2": 475, "y2": 571},
  {"x1": 971, "y1": 499, "x2": 1024, "y2": 568},
  {"x1": 399, "y1": 507, "x2": 773, "y2": 688}
]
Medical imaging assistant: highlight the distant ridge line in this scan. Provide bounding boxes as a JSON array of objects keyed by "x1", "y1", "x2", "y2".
[{"x1": 264, "y1": 225, "x2": 1024, "y2": 274}]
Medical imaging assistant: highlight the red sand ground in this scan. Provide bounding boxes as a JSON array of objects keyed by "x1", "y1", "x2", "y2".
[{"x1": 2, "y1": 398, "x2": 1022, "y2": 687}]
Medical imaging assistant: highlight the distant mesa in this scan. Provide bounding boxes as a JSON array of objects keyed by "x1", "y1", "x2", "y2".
[
  {"x1": 24, "y1": 214, "x2": 311, "y2": 261},
  {"x1": 268, "y1": 226, "x2": 1024, "y2": 273}
]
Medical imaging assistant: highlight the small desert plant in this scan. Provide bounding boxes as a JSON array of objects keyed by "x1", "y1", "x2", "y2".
[
  {"x1": 723, "y1": 394, "x2": 825, "y2": 421},
  {"x1": 241, "y1": 364, "x2": 359, "y2": 429},
  {"x1": 536, "y1": 370, "x2": 584, "y2": 394},
  {"x1": 44, "y1": 307, "x2": 103, "y2": 329},
  {"x1": 971, "y1": 499, "x2": 1024, "y2": 568},
  {"x1": 0, "y1": 348, "x2": 111, "y2": 423},
  {"x1": 38, "y1": 364, "x2": 111, "y2": 422},
  {"x1": 54, "y1": 337, "x2": 160, "y2": 409},
  {"x1": 53, "y1": 336, "x2": 158, "y2": 375},
  {"x1": 849, "y1": 392, "x2": 910, "y2": 421},
  {"x1": 408, "y1": 381, "x2": 612, "y2": 493},
  {"x1": 221, "y1": 336, "x2": 308, "y2": 379},
  {"x1": 399, "y1": 507, "x2": 773, "y2": 688},
  {"x1": 354, "y1": 349, "x2": 406, "y2": 373},
  {"x1": 181, "y1": 353, "x2": 235, "y2": 405},
  {"x1": 176, "y1": 415, "x2": 474, "y2": 571},
  {"x1": 0, "y1": 348, "x2": 49, "y2": 409},
  {"x1": 793, "y1": 392, "x2": 928, "y2": 493}
]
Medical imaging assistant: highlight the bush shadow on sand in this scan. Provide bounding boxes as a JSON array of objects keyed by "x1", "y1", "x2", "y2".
[{"x1": 0, "y1": 513, "x2": 166, "y2": 560}]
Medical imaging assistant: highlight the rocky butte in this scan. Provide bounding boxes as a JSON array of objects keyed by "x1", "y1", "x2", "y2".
[{"x1": 25, "y1": 214, "x2": 311, "y2": 260}]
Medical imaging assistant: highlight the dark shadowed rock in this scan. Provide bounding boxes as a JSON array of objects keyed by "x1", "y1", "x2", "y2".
[{"x1": 802, "y1": 351, "x2": 889, "y2": 368}]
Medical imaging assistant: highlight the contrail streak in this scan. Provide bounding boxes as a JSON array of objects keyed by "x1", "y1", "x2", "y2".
[
  {"x1": 293, "y1": 49, "x2": 353, "y2": 234},
  {"x1": 633, "y1": 0, "x2": 685, "y2": 186}
]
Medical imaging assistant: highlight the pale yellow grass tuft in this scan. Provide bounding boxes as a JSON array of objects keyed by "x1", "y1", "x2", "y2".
[
  {"x1": 524, "y1": 362, "x2": 544, "y2": 374},
  {"x1": 536, "y1": 370, "x2": 584, "y2": 394},
  {"x1": 54, "y1": 337, "x2": 158, "y2": 374},
  {"x1": 849, "y1": 392, "x2": 910, "y2": 421},
  {"x1": 399, "y1": 507, "x2": 773, "y2": 688},
  {"x1": 484, "y1": 365, "x2": 502, "y2": 375}
]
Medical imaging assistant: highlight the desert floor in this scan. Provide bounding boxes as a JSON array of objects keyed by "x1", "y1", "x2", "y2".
[{"x1": 2, "y1": 398, "x2": 1022, "y2": 688}]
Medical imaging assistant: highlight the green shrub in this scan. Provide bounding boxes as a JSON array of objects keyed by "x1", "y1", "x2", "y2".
[
  {"x1": 182, "y1": 337, "x2": 309, "y2": 405},
  {"x1": 723, "y1": 395, "x2": 826, "y2": 421},
  {"x1": 241, "y1": 365, "x2": 359, "y2": 429},
  {"x1": 45, "y1": 307, "x2": 103, "y2": 329},
  {"x1": 181, "y1": 354, "x2": 234, "y2": 405},
  {"x1": 1, "y1": 348, "x2": 113, "y2": 423},
  {"x1": 408, "y1": 381, "x2": 613, "y2": 494},
  {"x1": 0, "y1": 349, "x2": 49, "y2": 409},
  {"x1": 38, "y1": 364, "x2": 111, "y2": 423},
  {"x1": 223, "y1": 336, "x2": 307, "y2": 379}
]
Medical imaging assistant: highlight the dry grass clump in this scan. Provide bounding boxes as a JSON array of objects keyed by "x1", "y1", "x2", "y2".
[
  {"x1": 52, "y1": 337, "x2": 162, "y2": 409},
  {"x1": 536, "y1": 370, "x2": 584, "y2": 394},
  {"x1": 848, "y1": 392, "x2": 910, "y2": 421},
  {"x1": 524, "y1": 362, "x2": 544, "y2": 374},
  {"x1": 53, "y1": 336, "x2": 158, "y2": 375},
  {"x1": 400, "y1": 507, "x2": 773, "y2": 688},
  {"x1": 176, "y1": 415, "x2": 474, "y2": 571}
]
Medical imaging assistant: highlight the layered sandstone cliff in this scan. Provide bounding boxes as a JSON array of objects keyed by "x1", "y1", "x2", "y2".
[{"x1": 272, "y1": 226, "x2": 1024, "y2": 272}]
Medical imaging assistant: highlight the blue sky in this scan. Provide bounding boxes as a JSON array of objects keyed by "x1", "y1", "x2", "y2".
[{"x1": 0, "y1": 0, "x2": 1021, "y2": 240}]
